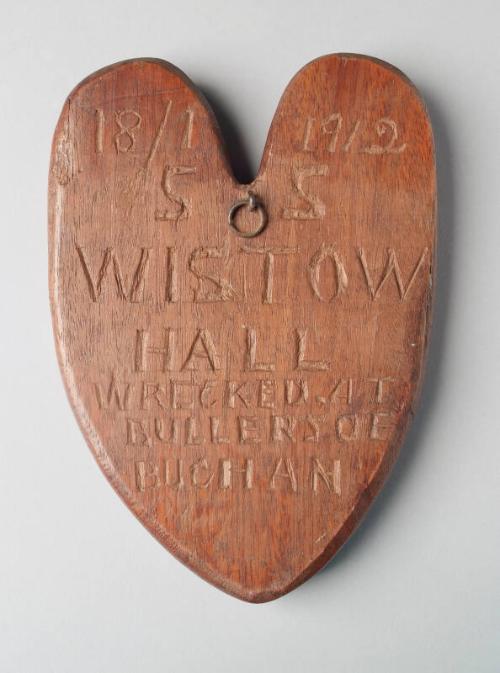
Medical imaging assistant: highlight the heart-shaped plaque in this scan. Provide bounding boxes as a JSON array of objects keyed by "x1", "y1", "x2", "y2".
[{"x1": 49, "y1": 54, "x2": 436, "y2": 602}]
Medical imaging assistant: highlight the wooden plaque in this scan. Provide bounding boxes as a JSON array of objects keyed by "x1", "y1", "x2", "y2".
[{"x1": 49, "y1": 54, "x2": 436, "y2": 602}]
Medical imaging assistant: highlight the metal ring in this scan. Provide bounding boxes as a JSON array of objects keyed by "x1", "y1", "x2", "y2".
[{"x1": 228, "y1": 191, "x2": 268, "y2": 238}]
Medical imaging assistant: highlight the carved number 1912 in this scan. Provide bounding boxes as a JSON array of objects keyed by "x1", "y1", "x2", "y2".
[{"x1": 302, "y1": 114, "x2": 407, "y2": 154}]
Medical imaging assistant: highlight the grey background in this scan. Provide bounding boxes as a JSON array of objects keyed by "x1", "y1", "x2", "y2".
[{"x1": 1, "y1": 1, "x2": 499, "y2": 671}]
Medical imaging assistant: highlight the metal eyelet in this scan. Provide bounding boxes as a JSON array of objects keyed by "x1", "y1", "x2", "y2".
[{"x1": 228, "y1": 191, "x2": 268, "y2": 238}]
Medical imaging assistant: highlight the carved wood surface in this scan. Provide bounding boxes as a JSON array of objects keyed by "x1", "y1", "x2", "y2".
[{"x1": 49, "y1": 54, "x2": 436, "y2": 602}]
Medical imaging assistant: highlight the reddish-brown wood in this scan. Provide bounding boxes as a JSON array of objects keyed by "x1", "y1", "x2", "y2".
[{"x1": 48, "y1": 54, "x2": 436, "y2": 602}]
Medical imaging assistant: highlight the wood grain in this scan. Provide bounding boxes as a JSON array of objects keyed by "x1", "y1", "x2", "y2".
[{"x1": 48, "y1": 54, "x2": 436, "y2": 602}]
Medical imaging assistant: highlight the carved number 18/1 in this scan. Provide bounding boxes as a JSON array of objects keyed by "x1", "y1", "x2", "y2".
[{"x1": 93, "y1": 104, "x2": 195, "y2": 157}]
